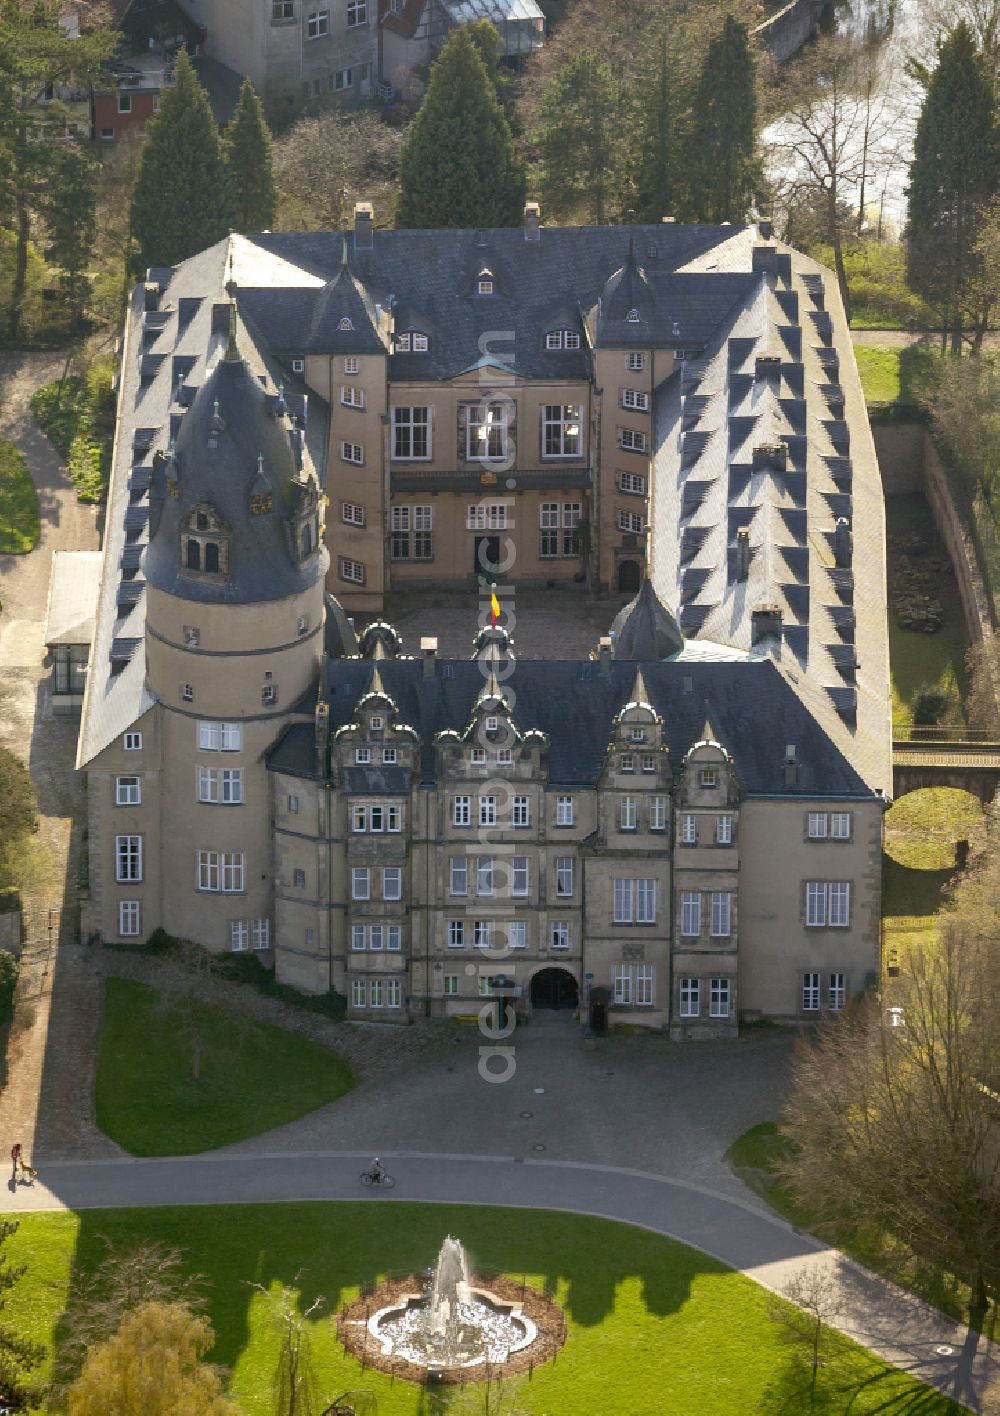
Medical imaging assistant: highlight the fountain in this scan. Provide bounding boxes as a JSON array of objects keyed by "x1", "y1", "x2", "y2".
[{"x1": 337, "y1": 1235, "x2": 565, "y2": 1383}]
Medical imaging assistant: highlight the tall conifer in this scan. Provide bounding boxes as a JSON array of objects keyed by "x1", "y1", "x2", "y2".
[
  {"x1": 396, "y1": 28, "x2": 525, "y2": 229},
  {"x1": 223, "y1": 80, "x2": 277, "y2": 233},
  {"x1": 907, "y1": 22, "x2": 1000, "y2": 351},
  {"x1": 535, "y1": 50, "x2": 621, "y2": 224},
  {"x1": 130, "y1": 50, "x2": 231, "y2": 269},
  {"x1": 686, "y1": 16, "x2": 758, "y2": 224},
  {"x1": 635, "y1": 36, "x2": 674, "y2": 224}
]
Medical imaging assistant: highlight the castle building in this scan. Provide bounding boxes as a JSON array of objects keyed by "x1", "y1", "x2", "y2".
[{"x1": 76, "y1": 213, "x2": 890, "y2": 1034}]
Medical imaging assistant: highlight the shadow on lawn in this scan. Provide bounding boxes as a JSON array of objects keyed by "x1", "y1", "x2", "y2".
[{"x1": 51, "y1": 1201, "x2": 721, "y2": 1390}]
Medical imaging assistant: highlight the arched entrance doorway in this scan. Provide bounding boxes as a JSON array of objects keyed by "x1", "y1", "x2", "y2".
[
  {"x1": 618, "y1": 559, "x2": 641, "y2": 593},
  {"x1": 530, "y1": 968, "x2": 579, "y2": 1011}
]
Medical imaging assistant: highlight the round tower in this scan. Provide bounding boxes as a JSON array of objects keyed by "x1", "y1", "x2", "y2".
[{"x1": 143, "y1": 339, "x2": 328, "y2": 953}]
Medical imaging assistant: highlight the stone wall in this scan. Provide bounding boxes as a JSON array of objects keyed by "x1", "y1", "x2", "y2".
[
  {"x1": 753, "y1": 0, "x2": 823, "y2": 63},
  {"x1": 873, "y1": 424, "x2": 924, "y2": 496}
]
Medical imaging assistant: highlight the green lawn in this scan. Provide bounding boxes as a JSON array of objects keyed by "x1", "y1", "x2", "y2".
[
  {"x1": 1, "y1": 1203, "x2": 970, "y2": 1415},
  {"x1": 95, "y1": 978, "x2": 355, "y2": 1155},
  {"x1": 854, "y1": 345, "x2": 940, "y2": 407},
  {"x1": 0, "y1": 439, "x2": 39, "y2": 554}
]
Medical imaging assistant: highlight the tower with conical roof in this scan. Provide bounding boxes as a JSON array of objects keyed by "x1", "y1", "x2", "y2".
[{"x1": 143, "y1": 324, "x2": 328, "y2": 952}]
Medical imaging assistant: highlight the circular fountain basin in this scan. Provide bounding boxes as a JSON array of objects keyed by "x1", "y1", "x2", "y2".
[{"x1": 368, "y1": 1289, "x2": 538, "y2": 1370}]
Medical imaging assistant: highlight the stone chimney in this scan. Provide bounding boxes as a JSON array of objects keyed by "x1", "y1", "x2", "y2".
[
  {"x1": 834, "y1": 517, "x2": 852, "y2": 568},
  {"x1": 598, "y1": 636, "x2": 612, "y2": 675},
  {"x1": 751, "y1": 603, "x2": 783, "y2": 645},
  {"x1": 314, "y1": 700, "x2": 330, "y2": 777},
  {"x1": 759, "y1": 217, "x2": 774, "y2": 240},
  {"x1": 735, "y1": 527, "x2": 751, "y2": 581},
  {"x1": 421, "y1": 636, "x2": 438, "y2": 679},
  {"x1": 354, "y1": 201, "x2": 374, "y2": 251},
  {"x1": 524, "y1": 201, "x2": 541, "y2": 241}
]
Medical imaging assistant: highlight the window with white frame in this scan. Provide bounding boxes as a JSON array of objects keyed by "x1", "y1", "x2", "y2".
[
  {"x1": 620, "y1": 428, "x2": 647, "y2": 453},
  {"x1": 551, "y1": 921, "x2": 570, "y2": 949},
  {"x1": 340, "y1": 557, "x2": 365, "y2": 584},
  {"x1": 613, "y1": 879, "x2": 633, "y2": 924},
  {"x1": 340, "y1": 385, "x2": 364, "y2": 408},
  {"x1": 341, "y1": 441, "x2": 364, "y2": 465},
  {"x1": 710, "y1": 891, "x2": 732, "y2": 937},
  {"x1": 555, "y1": 795, "x2": 574, "y2": 826},
  {"x1": 369, "y1": 978, "x2": 383, "y2": 1008},
  {"x1": 542, "y1": 405, "x2": 582, "y2": 458},
  {"x1": 620, "y1": 796, "x2": 637, "y2": 831},
  {"x1": 351, "y1": 925, "x2": 365, "y2": 951},
  {"x1": 383, "y1": 747, "x2": 397, "y2": 765},
  {"x1": 806, "y1": 880, "x2": 851, "y2": 927},
  {"x1": 346, "y1": 0, "x2": 366, "y2": 23},
  {"x1": 355, "y1": 747, "x2": 371, "y2": 764},
  {"x1": 545, "y1": 328, "x2": 581, "y2": 350},
  {"x1": 619, "y1": 754, "x2": 635, "y2": 773},
  {"x1": 513, "y1": 795, "x2": 530, "y2": 826},
  {"x1": 198, "y1": 721, "x2": 242, "y2": 752},
  {"x1": 710, "y1": 977, "x2": 731, "y2": 1018},
  {"x1": 715, "y1": 814, "x2": 733, "y2": 844},
  {"x1": 617, "y1": 509, "x2": 644, "y2": 534},
  {"x1": 802, "y1": 971, "x2": 821, "y2": 1011},
  {"x1": 118, "y1": 900, "x2": 141, "y2": 937},
  {"x1": 392, "y1": 407, "x2": 430, "y2": 460},
  {"x1": 636, "y1": 963, "x2": 654, "y2": 1006},
  {"x1": 506, "y1": 920, "x2": 526, "y2": 949},
  {"x1": 197, "y1": 850, "x2": 243, "y2": 892},
  {"x1": 698, "y1": 767, "x2": 718, "y2": 788},
  {"x1": 116, "y1": 775, "x2": 141, "y2": 806},
  {"x1": 342, "y1": 502, "x2": 365, "y2": 527},
  {"x1": 387, "y1": 978, "x2": 402, "y2": 1008},
  {"x1": 452, "y1": 795, "x2": 471, "y2": 827},
  {"x1": 369, "y1": 925, "x2": 383, "y2": 951},
  {"x1": 831, "y1": 812, "x2": 852, "y2": 839},
  {"x1": 476, "y1": 857, "x2": 493, "y2": 896},
  {"x1": 272, "y1": 0, "x2": 294, "y2": 17},
  {"x1": 474, "y1": 920, "x2": 492, "y2": 949},
  {"x1": 479, "y1": 795, "x2": 497, "y2": 827},
  {"x1": 444, "y1": 973, "x2": 459, "y2": 995},
  {"x1": 636, "y1": 878, "x2": 656, "y2": 924},
  {"x1": 829, "y1": 972, "x2": 847, "y2": 1010},
  {"x1": 614, "y1": 964, "x2": 632, "y2": 1004},
  {"x1": 344, "y1": 356, "x2": 358, "y2": 374},
  {"x1": 679, "y1": 977, "x2": 700, "y2": 1018},
  {"x1": 642, "y1": 753, "x2": 656, "y2": 773},
  {"x1": 622, "y1": 389, "x2": 649, "y2": 412},
  {"x1": 197, "y1": 766, "x2": 243, "y2": 804},
  {"x1": 288, "y1": 794, "x2": 299, "y2": 814},
  {"x1": 351, "y1": 866, "x2": 370, "y2": 900},
  {"x1": 448, "y1": 919, "x2": 465, "y2": 948},
  {"x1": 807, "y1": 812, "x2": 828, "y2": 839},
  {"x1": 231, "y1": 920, "x2": 249, "y2": 952},
  {"x1": 539, "y1": 502, "x2": 559, "y2": 558},
  {"x1": 629, "y1": 727, "x2": 645, "y2": 744},
  {"x1": 291, "y1": 358, "x2": 305, "y2": 373},
  {"x1": 334, "y1": 67, "x2": 353, "y2": 90},
  {"x1": 390, "y1": 505, "x2": 433, "y2": 560},
  {"x1": 512, "y1": 857, "x2": 529, "y2": 896},
  {"x1": 382, "y1": 867, "x2": 402, "y2": 900},
  {"x1": 467, "y1": 403, "x2": 509, "y2": 461},
  {"x1": 124, "y1": 731, "x2": 143, "y2": 750},
  {"x1": 680, "y1": 813, "x2": 697, "y2": 845},
  {"x1": 618, "y1": 470, "x2": 647, "y2": 496},
  {"x1": 306, "y1": 9, "x2": 328, "y2": 37},
  {"x1": 680, "y1": 890, "x2": 701, "y2": 936},
  {"x1": 468, "y1": 502, "x2": 508, "y2": 531},
  {"x1": 116, "y1": 834, "x2": 142, "y2": 882},
  {"x1": 555, "y1": 857, "x2": 573, "y2": 896},
  {"x1": 627, "y1": 352, "x2": 646, "y2": 371},
  {"x1": 293, "y1": 869, "x2": 306, "y2": 888},
  {"x1": 351, "y1": 979, "x2": 366, "y2": 1009},
  {"x1": 450, "y1": 857, "x2": 468, "y2": 896},
  {"x1": 650, "y1": 796, "x2": 666, "y2": 831},
  {"x1": 470, "y1": 747, "x2": 486, "y2": 764}
]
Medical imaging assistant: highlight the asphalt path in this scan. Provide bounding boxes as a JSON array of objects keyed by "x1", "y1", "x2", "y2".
[{"x1": 6, "y1": 1149, "x2": 999, "y2": 1413}]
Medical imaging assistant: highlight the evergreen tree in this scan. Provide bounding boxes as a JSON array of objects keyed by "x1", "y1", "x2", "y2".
[
  {"x1": 907, "y1": 22, "x2": 1000, "y2": 352},
  {"x1": 635, "y1": 35, "x2": 674, "y2": 224},
  {"x1": 0, "y1": 0, "x2": 114, "y2": 338},
  {"x1": 39, "y1": 141, "x2": 97, "y2": 329},
  {"x1": 396, "y1": 28, "x2": 525, "y2": 228},
  {"x1": 466, "y1": 18, "x2": 513, "y2": 117},
  {"x1": 0, "y1": 1216, "x2": 44, "y2": 1407},
  {"x1": 130, "y1": 50, "x2": 231, "y2": 270},
  {"x1": 685, "y1": 16, "x2": 758, "y2": 224},
  {"x1": 222, "y1": 79, "x2": 276, "y2": 233},
  {"x1": 534, "y1": 50, "x2": 621, "y2": 224}
]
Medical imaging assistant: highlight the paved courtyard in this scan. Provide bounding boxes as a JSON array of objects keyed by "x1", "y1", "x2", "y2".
[{"x1": 387, "y1": 586, "x2": 631, "y2": 659}]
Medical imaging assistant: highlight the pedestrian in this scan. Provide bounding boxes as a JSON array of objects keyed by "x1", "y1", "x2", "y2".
[{"x1": 10, "y1": 1144, "x2": 20, "y2": 1181}]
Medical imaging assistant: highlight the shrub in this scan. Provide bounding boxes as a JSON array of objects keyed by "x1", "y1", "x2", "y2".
[
  {"x1": 912, "y1": 684, "x2": 951, "y2": 725},
  {"x1": 0, "y1": 951, "x2": 18, "y2": 1026},
  {"x1": 0, "y1": 440, "x2": 40, "y2": 553},
  {"x1": 30, "y1": 360, "x2": 115, "y2": 504}
]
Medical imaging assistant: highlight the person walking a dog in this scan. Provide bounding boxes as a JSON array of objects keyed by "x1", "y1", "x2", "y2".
[{"x1": 10, "y1": 1144, "x2": 20, "y2": 1180}]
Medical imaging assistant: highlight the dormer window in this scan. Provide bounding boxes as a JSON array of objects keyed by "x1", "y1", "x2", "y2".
[
  {"x1": 396, "y1": 331, "x2": 429, "y2": 352},
  {"x1": 338, "y1": 317, "x2": 353, "y2": 331},
  {"x1": 626, "y1": 309, "x2": 640, "y2": 324},
  {"x1": 291, "y1": 358, "x2": 305, "y2": 373},
  {"x1": 486, "y1": 716, "x2": 498, "y2": 732},
  {"x1": 371, "y1": 716, "x2": 384, "y2": 730},
  {"x1": 545, "y1": 329, "x2": 581, "y2": 351},
  {"x1": 477, "y1": 271, "x2": 494, "y2": 296},
  {"x1": 250, "y1": 492, "x2": 273, "y2": 516},
  {"x1": 182, "y1": 502, "x2": 228, "y2": 580}
]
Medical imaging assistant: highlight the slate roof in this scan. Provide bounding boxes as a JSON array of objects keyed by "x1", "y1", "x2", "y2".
[{"x1": 267, "y1": 656, "x2": 877, "y2": 798}]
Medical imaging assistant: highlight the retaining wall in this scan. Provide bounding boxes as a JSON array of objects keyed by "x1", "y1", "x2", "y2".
[{"x1": 753, "y1": 0, "x2": 823, "y2": 62}]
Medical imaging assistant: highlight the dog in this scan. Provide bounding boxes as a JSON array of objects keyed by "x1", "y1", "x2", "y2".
[{"x1": 18, "y1": 1163, "x2": 36, "y2": 1184}]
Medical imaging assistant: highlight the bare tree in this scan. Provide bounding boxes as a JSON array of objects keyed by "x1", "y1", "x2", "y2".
[
  {"x1": 764, "y1": 1269, "x2": 846, "y2": 1410},
  {"x1": 273, "y1": 111, "x2": 404, "y2": 230},
  {"x1": 249, "y1": 1279, "x2": 323, "y2": 1416},
  {"x1": 922, "y1": 354, "x2": 1000, "y2": 498},
  {"x1": 767, "y1": 35, "x2": 898, "y2": 319},
  {"x1": 153, "y1": 940, "x2": 223, "y2": 1082},
  {"x1": 779, "y1": 918, "x2": 1000, "y2": 1324}
]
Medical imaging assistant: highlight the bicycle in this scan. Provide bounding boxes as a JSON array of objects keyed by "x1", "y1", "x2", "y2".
[{"x1": 359, "y1": 1168, "x2": 395, "y2": 1189}]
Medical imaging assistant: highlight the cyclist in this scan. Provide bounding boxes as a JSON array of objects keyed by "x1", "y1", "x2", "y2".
[{"x1": 369, "y1": 1156, "x2": 385, "y2": 1184}]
